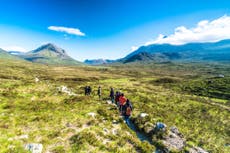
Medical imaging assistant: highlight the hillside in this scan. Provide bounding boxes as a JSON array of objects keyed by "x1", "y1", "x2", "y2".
[
  {"x1": 19, "y1": 43, "x2": 82, "y2": 66},
  {"x1": 0, "y1": 59, "x2": 229, "y2": 152},
  {"x1": 122, "y1": 39, "x2": 230, "y2": 63},
  {"x1": 0, "y1": 48, "x2": 24, "y2": 60}
]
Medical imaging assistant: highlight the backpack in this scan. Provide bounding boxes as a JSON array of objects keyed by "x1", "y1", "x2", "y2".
[{"x1": 126, "y1": 106, "x2": 132, "y2": 116}]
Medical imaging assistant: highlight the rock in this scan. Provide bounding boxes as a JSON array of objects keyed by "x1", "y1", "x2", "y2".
[
  {"x1": 57, "y1": 85, "x2": 77, "y2": 96},
  {"x1": 88, "y1": 112, "x2": 96, "y2": 118},
  {"x1": 162, "y1": 135, "x2": 185, "y2": 151},
  {"x1": 189, "y1": 147, "x2": 208, "y2": 153},
  {"x1": 162, "y1": 126, "x2": 186, "y2": 152},
  {"x1": 106, "y1": 100, "x2": 112, "y2": 104},
  {"x1": 170, "y1": 126, "x2": 183, "y2": 137},
  {"x1": 140, "y1": 113, "x2": 148, "y2": 118},
  {"x1": 143, "y1": 122, "x2": 155, "y2": 134},
  {"x1": 25, "y1": 143, "x2": 43, "y2": 153},
  {"x1": 35, "y1": 77, "x2": 39, "y2": 83}
]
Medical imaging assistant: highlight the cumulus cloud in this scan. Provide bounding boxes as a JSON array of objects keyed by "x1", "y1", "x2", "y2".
[
  {"x1": 2, "y1": 46, "x2": 27, "y2": 52},
  {"x1": 48, "y1": 26, "x2": 85, "y2": 36},
  {"x1": 146, "y1": 15, "x2": 230, "y2": 45}
]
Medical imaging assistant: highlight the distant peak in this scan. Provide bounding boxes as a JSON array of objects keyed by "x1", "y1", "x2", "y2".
[{"x1": 32, "y1": 43, "x2": 67, "y2": 55}]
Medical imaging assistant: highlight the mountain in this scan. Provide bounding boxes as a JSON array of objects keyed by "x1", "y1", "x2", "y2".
[
  {"x1": 122, "y1": 39, "x2": 230, "y2": 63},
  {"x1": 122, "y1": 52, "x2": 182, "y2": 63},
  {"x1": 84, "y1": 59, "x2": 115, "y2": 65},
  {"x1": 0, "y1": 48, "x2": 24, "y2": 60},
  {"x1": 19, "y1": 43, "x2": 82, "y2": 65}
]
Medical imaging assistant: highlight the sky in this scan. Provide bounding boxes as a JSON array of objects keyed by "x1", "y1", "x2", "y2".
[{"x1": 0, "y1": 0, "x2": 230, "y2": 61}]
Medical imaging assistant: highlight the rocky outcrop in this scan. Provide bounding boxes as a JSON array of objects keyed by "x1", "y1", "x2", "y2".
[
  {"x1": 131, "y1": 113, "x2": 208, "y2": 153},
  {"x1": 161, "y1": 126, "x2": 186, "y2": 152}
]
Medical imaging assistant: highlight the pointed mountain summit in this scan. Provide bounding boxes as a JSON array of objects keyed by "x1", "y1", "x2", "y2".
[
  {"x1": 20, "y1": 43, "x2": 82, "y2": 65},
  {"x1": 30, "y1": 43, "x2": 68, "y2": 57}
]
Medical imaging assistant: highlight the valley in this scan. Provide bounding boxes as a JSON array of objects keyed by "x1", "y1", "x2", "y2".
[{"x1": 0, "y1": 59, "x2": 229, "y2": 152}]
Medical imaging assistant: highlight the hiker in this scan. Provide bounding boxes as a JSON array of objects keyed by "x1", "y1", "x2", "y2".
[
  {"x1": 109, "y1": 87, "x2": 115, "y2": 103},
  {"x1": 119, "y1": 93, "x2": 127, "y2": 114},
  {"x1": 88, "y1": 86, "x2": 92, "y2": 95},
  {"x1": 84, "y1": 86, "x2": 88, "y2": 95},
  {"x1": 115, "y1": 91, "x2": 121, "y2": 106},
  {"x1": 123, "y1": 99, "x2": 133, "y2": 125},
  {"x1": 97, "y1": 86, "x2": 101, "y2": 100}
]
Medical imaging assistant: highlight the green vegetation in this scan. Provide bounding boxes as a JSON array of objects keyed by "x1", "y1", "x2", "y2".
[{"x1": 0, "y1": 59, "x2": 229, "y2": 152}]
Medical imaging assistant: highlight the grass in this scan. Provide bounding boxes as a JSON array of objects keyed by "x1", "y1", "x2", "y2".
[{"x1": 0, "y1": 59, "x2": 229, "y2": 152}]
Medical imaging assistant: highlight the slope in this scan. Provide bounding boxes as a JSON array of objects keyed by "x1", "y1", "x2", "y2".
[{"x1": 19, "y1": 43, "x2": 82, "y2": 66}]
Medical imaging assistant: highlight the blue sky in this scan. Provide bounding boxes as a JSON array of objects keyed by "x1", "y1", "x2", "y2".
[{"x1": 0, "y1": 0, "x2": 230, "y2": 61}]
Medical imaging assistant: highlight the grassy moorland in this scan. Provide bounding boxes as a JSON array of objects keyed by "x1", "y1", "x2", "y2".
[{"x1": 0, "y1": 59, "x2": 229, "y2": 153}]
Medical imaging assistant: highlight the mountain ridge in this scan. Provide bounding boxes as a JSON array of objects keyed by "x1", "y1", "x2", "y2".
[{"x1": 122, "y1": 39, "x2": 230, "y2": 63}]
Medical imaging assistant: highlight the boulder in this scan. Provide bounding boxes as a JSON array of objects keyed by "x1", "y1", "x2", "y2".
[
  {"x1": 162, "y1": 133, "x2": 186, "y2": 151},
  {"x1": 162, "y1": 126, "x2": 186, "y2": 152}
]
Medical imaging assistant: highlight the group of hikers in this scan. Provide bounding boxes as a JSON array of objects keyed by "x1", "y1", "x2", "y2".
[
  {"x1": 84, "y1": 86, "x2": 102, "y2": 99},
  {"x1": 84, "y1": 86, "x2": 133, "y2": 124},
  {"x1": 110, "y1": 87, "x2": 133, "y2": 124}
]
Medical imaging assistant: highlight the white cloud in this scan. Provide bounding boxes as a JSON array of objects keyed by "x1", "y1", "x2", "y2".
[
  {"x1": 146, "y1": 15, "x2": 230, "y2": 45},
  {"x1": 48, "y1": 26, "x2": 85, "y2": 36},
  {"x1": 2, "y1": 46, "x2": 27, "y2": 52}
]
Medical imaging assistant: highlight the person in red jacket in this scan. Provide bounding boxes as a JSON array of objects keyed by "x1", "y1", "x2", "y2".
[
  {"x1": 119, "y1": 93, "x2": 127, "y2": 114},
  {"x1": 123, "y1": 99, "x2": 133, "y2": 125}
]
